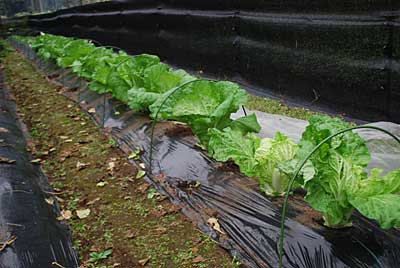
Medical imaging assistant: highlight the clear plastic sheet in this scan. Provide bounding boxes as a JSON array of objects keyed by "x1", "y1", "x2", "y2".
[
  {"x1": 0, "y1": 72, "x2": 79, "y2": 268},
  {"x1": 232, "y1": 110, "x2": 400, "y2": 173},
  {"x1": 11, "y1": 41, "x2": 400, "y2": 268}
]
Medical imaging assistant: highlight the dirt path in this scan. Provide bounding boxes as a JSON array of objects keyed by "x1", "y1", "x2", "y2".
[{"x1": 1, "y1": 44, "x2": 238, "y2": 268}]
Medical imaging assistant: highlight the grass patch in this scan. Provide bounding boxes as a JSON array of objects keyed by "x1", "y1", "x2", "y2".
[{"x1": 247, "y1": 94, "x2": 321, "y2": 120}]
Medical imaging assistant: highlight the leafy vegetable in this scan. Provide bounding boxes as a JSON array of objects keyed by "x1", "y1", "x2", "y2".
[
  {"x1": 15, "y1": 34, "x2": 400, "y2": 230},
  {"x1": 127, "y1": 63, "x2": 195, "y2": 111},
  {"x1": 253, "y1": 132, "x2": 305, "y2": 196},
  {"x1": 71, "y1": 47, "x2": 115, "y2": 79},
  {"x1": 208, "y1": 127, "x2": 260, "y2": 176},
  {"x1": 89, "y1": 54, "x2": 160, "y2": 101},
  {"x1": 297, "y1": 115, "x2": 400, "y2": 229},
  {"x1": 56, "y1": 39, "x2": 96, "y2": 68},
  {"x1": 208, "y1": 128, "x2": 305, "y2": 196},
  {"x1": 349, "y1": 169, "x2": 400, "y2": 229},
  {"x1": 149, "y1": 80, "x2": 251, "y2": 145}
]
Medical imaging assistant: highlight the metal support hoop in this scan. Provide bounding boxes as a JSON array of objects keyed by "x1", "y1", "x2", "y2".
[{"x1": 278, "y1": 125, "x2": 400, "y2": 268}]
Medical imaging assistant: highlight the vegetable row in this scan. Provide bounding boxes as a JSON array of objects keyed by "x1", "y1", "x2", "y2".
[{"x1": 13, "y1": 34, "x2": 400, "y2": 230}]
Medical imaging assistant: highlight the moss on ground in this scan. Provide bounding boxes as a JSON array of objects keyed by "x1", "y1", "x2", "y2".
[
  {"x1": 246, "y1": 94, "x2": 322, "y2": 121},
  {"x1": 1, "y1": 44, "x2": 237, "y2": 268}
]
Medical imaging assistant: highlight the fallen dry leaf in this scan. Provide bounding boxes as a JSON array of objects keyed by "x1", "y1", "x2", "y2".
[
  {"x1": 55, "y1": 196, "x2": 65, "y2": 203},
  {"x1": 138, "y1": 257, "x2": 151, "y2": 266},
  {"x1": 45, "y1": 197, "x2": 54, "y2": 205},
  {"x1": 107, "y1": 161, "x2": 116, "y2": 172},
  {"x1": 207, "y1": 217, "x2": 225, "y2": 234},
  {"x1": 154, "y1": 226, "x2": 167, "y2": 235},
  {"x1": 0, "y1": 157, "x2": 16, "y2": 164},
  {"x1": 76, "y1": 208, "x2": 90, "y2": 219},
  {"x1": 89, "y1": 245, "x2": 101, "y2": 252},
  {"x1": 0, "y1": 236, "x2": 17, "y2": 252},
  {"x1": 137, "y1": 183, "x2": 150, "y2": 194},
  {"x1": 192, "y1": 256, "x2": 205, "y2": 263},
  {"x1": 86, "y1": 197, "x2": 100, "y2": 205},
  {"x1": 88, "y1": 108, "x2": 96, "y2": 114},
  {"x1": 58, "y1": 210, "x2": 72, "y2": 220},
  {"x1": 51, "y1": 261, "x2": 66, "y2": 268},
  {"x1": 30, "y1": 158, "x2": 42, "y2": 164},
  {"x1": 0, "y1": 127, "x2": 9, "y2": 133},
  {"x1": 76, "y1": 161, "x2": 89, "y2": 170}
]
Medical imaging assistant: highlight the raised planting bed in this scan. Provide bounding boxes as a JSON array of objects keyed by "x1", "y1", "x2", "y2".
[{"x1": 9, "y1": 35, "x2": 400, "y2": 268}]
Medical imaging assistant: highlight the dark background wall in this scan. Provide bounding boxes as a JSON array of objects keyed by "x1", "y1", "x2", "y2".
[
  {"x1": 29, "y1": 0, "x2": 400, "y2": 123},
  {"x1": 0, "y1": 0, "x2": 108, "y2": 17}
]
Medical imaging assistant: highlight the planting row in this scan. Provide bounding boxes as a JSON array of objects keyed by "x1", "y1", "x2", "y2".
[{"x1": 13, "y1": 34, "x2": 400, "y2": 230}]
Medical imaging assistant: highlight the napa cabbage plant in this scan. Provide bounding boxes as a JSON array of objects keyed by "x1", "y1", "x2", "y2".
[
  {"x1": 297, "y1": 115, "x2": 400, "y2": 229},
  {"x1": 17, "y1": 34, "x2": 400, "y2": 230},
  {"x1": 208, "y1": 128, "x2": 312, "y2": 196},
  {"x1": 127, "y1": 63, "x2": 196, "y2": 111},
  {"x1": 56, "y1": 39, "x2": 96, "y2": 68},
  {"x1": 88, "y1": 53, "x2": 160, "y2": 102},
  {"x1": 149, "y1": 80, "x2": 260, "y2": 146}
]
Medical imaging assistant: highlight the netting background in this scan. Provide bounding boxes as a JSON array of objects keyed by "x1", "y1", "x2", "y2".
[{"x1": 0, "y1": 0, "x2": 109, "y2": 17}]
